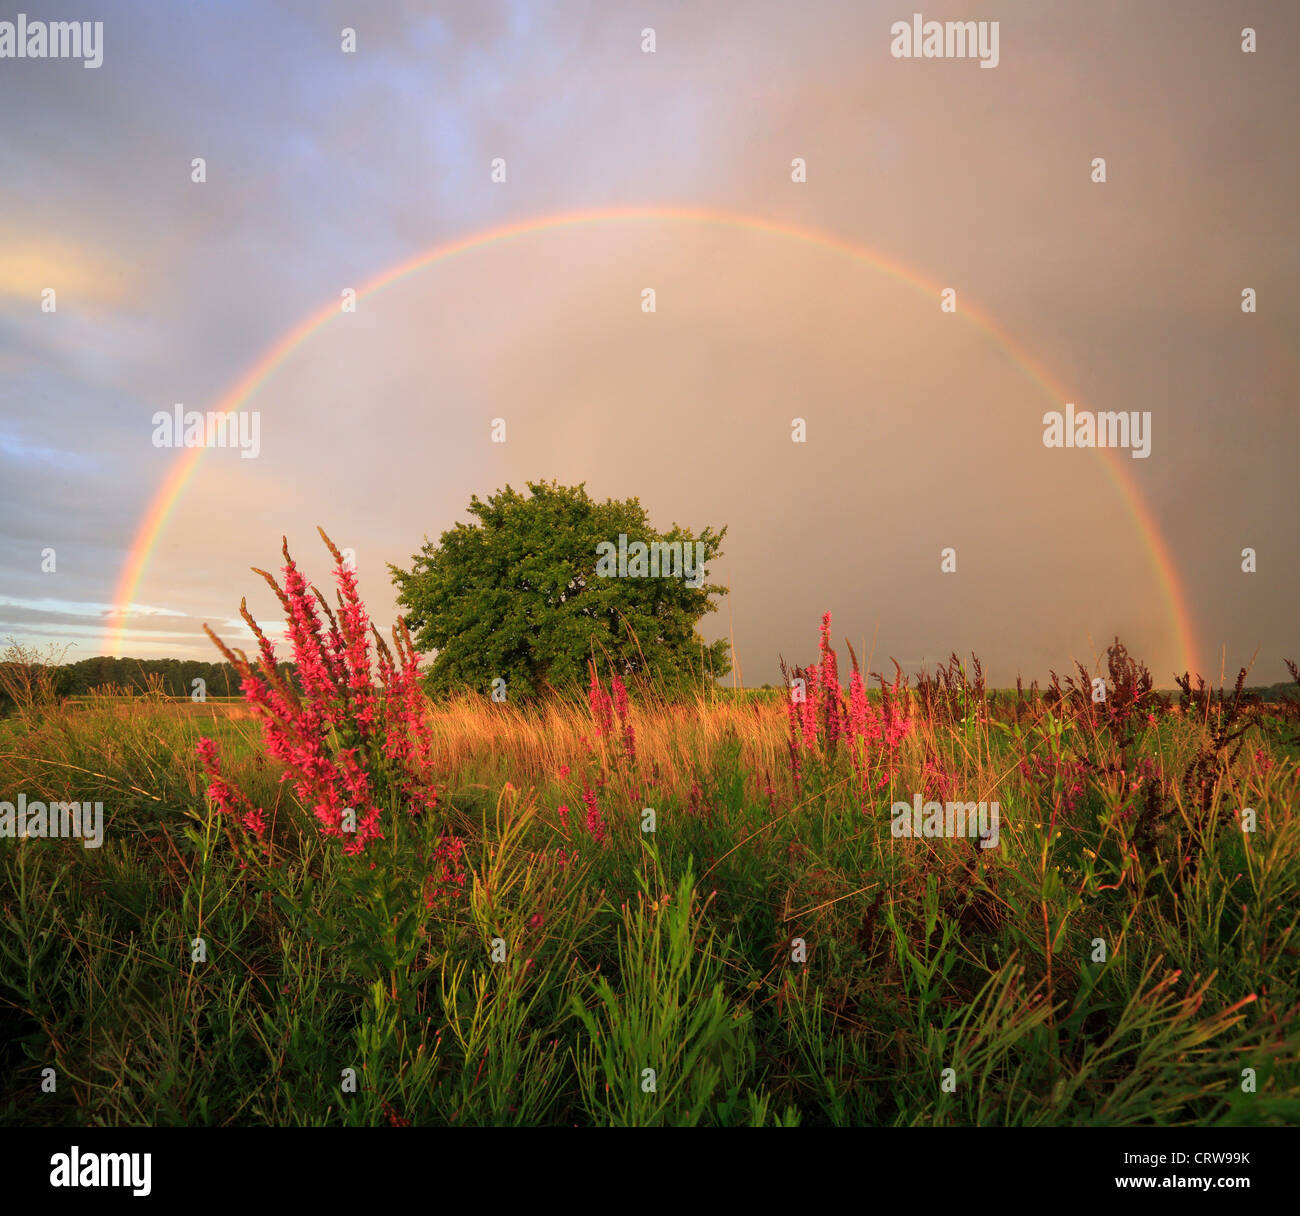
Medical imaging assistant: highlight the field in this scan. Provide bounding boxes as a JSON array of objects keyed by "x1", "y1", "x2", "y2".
[{"x1": 2, "y1": 628, "x2": 1298, "y2": 1129}]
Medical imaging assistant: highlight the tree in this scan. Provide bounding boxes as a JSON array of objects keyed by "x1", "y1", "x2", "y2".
[{"x1": 389, "y1": 481, "x2": 730, "y2": 698}]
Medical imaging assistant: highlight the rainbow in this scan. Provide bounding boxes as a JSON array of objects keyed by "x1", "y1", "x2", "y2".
[{"x1": 106, "y1": 205, "x2": 1200, "y2": 674}]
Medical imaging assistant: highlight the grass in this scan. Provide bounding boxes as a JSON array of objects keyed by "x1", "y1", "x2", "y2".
[{"x1": 1, "y1": 652, "x2": 1298, "y2": 1126}]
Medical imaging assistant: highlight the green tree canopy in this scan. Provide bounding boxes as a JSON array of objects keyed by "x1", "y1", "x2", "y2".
[{"x1": 389, "y1": 481, "x2": 730, "y2": 698}]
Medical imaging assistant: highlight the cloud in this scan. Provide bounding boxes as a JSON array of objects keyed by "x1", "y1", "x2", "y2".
[{"x1": 0, "y1": 0, "x2": 1295, "y2": 683}]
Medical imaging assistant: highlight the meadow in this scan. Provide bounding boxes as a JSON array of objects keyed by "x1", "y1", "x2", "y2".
[{"x1": 1, "y1": 603, "x2": 1298, "y2": 1127}]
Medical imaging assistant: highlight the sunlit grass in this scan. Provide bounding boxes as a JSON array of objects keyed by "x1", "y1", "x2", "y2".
[{"x1": 1, "y1": 656, "x2": 1298, "y2": 1126}]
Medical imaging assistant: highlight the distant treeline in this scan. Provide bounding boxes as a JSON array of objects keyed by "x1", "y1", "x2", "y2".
[
  {"x1": 1244, "y1": 681, "x2": 1300, "y2": 705},
  {"x1": 0, "y1": 656, "x2": 295, "y2": 710},
  {"x1": 64, "y1": 657, "x2": 266, "y2": 697},
  {"x1": 2, "y1": 655, "x2": 1297, "y2": 715}
]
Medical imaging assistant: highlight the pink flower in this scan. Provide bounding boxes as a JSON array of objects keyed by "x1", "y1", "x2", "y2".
[
  {"x1": 582, "y1": 781, "x2": 607, "y2": 844},
  {"x1": 848, "y1": 670, "x2": 869, "y2": 743},
  {"x1": 424, "y1": 833, "x2": 468, "y2": 907},
  {"x1": 800, "y1": 664, "x2": 820, "y2": 750},
  {"x1": 196, "y1": 734, "x2": 267, "y2": 842},
  {"x1": 200, "y1": 531, "x2": 442, "y2": 856},
  {"x1": 588, "y1": 669, "x2": 614, "y2": 736},
  {"x1": 785, "y1": 616, "x2": 912, "y2": 791},
  {"x1": 819, "y1": 613, "x2": 841, "y2": 745}
]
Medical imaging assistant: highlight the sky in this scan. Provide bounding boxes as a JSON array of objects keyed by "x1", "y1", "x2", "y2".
[{"x1": 1, "y1": 0, "x2": 1296, "y2": 688}]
